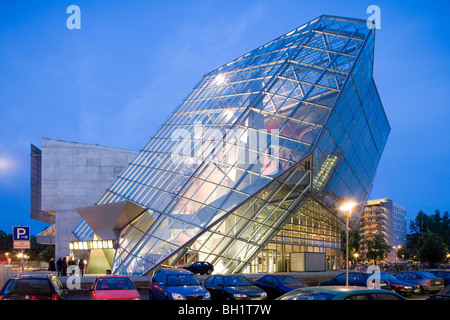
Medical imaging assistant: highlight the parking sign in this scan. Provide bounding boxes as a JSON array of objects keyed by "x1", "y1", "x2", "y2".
[{"x1": 13, "y1": 226, "x2": 30, "y2": 249}]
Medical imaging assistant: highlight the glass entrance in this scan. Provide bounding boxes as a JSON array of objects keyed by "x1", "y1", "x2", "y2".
[{"x1": 257, "y1": 249, "x2": 277, "y2": 273}]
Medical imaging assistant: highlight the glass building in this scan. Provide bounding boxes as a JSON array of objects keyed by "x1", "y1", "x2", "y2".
[{"x1": 73, "y1": 15, "x2": 390, "y2": 275}]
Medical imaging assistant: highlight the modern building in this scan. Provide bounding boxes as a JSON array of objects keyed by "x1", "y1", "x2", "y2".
[
  {"x1": 72, "y1": 15, "x2": 390, "y2": 275},
  {"x1": 31, "y1": 138, "x2": 137, "y2": 260},
  {"x1": 359, "y1": 198, "x2": 407, "y2": 262}
]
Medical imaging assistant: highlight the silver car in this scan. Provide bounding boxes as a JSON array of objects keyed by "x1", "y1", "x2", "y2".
[{"x1": 394, "y1": 271, "x2": 445, "y2": 294}]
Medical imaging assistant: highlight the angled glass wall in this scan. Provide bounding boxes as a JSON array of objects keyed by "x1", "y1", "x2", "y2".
[{"x1": 73, "y1": 15, "x2": 390, "y2": 275}]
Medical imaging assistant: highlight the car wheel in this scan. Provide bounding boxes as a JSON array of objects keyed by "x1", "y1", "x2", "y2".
[{"x1": 417, "y1": 286, "x2": 424, "y2": 295}]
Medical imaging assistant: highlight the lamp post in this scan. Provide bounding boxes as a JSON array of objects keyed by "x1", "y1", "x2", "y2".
[{"x1": 340, "y1": 202, "x2": 357, "y2": 286}]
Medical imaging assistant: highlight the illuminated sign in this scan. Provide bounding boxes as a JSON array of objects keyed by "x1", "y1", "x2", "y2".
[{"x1": 69, "y1": 240, "x2": 115, "y2": 251}]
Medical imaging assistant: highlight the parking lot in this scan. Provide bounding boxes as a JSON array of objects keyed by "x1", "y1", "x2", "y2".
[{"x1": 35, "y1": 269, "x2": 443, "y2": 300}]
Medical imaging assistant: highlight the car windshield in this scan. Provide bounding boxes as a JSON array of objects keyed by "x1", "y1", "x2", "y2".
[
  {"x1": 167, "y1": 274, "x2": 200, "y2": 286},
  {"x1": 278, "y1": 290, "x2": 336, "y2": 300},
  {"x1": 277, "y1": 276, "x2": 302, "y2": 284},
  {"x1": 379, "y1": 273, "x2": 398, "y2": 281},
  {"x1": 3, "y1": 279, "x2": 52, "y2": 296},
  {"x1": 96, "y1": 277, "x2": 136, "y2": 290},
  {"x1": 223, "y1": 276, "x2": 253, "y2": 286}
]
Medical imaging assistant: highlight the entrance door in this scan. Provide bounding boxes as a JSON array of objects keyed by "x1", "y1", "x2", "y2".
[{"x1": 258, "y1": 250, "x2": 277, "y2": 273}]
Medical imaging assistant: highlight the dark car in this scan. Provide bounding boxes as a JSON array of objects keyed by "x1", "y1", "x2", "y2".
[
  {"x1": 277, "y1": 286, "x2": 406, "y2": 300},
  {"x1": 150, "y1": 268, "x2": 210, "y2": 300},
  {"x1": 182, "y1": 261, "x2": 214, "y2": 275},
  {"x1": 204, "y1": 275, "x2": 267, "y2": 300},
  {"x1": 320, "y1": 272, "x2": 390, "y2": 289},
  {"x1": 427, "y1": 284, "x2": 450, "y2": 300},
  {"x1": 379, "y1": 272, "x2": 421, "y2": 296},
  {"x1": 253, "y1": 275, "x2": 305, "y2": 299},
  {"x1": 431, "y1": 271, "x2": 450, "y2": 286},
  {"x1": 394, "y1": 271, "x2": 445, "y2": 294},
  {"x1": 0, "y1": 274, "x2": 68, "y2": 300}
]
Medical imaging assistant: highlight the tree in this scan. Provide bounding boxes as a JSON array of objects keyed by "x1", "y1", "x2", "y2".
[
  {"x1": 361, "y1": 233, "x2": 392, "y2": 263},
  {"x1": 415, "y1": 232, "x2": 448, "y2": 264},
  {"x1": 341, "y1": 230, "x2": 360, "y2": 262},
  {"x1": 407, "y1": 210, "x2": 450, "y2": 261},
  {"x1": 409, "y1": 210, "x2": 430, "y2": 235}
]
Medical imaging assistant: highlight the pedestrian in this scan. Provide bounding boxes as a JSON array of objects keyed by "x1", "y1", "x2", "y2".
[
  {"x1": 57, "y1": 257, "x2": 62, "y2": 276},
  {"x1": 61, "y1": 257, "x2": 67, "y2": 276},
  {"x1": 48, "y1": 258, "x2": 56, "y2": 274},
  {"x1": 79, "y1": 259, "x2": 85, "y2": 276}
]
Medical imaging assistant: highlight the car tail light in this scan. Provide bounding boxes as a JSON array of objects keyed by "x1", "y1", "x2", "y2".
[
  {"x1": 52, "y1": 294, "x2": 59, "y2": 300},
  {"x1": 0, "y1": 295, "x2": 3, "y2": 300},
  {"x1": 428, "y1": 280, "x2": 432, "y2": 286}
]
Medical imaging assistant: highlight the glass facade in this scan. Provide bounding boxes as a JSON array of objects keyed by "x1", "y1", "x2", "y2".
[{"x1": 73, "y1": 15, "x2": 390, "y2": 275}]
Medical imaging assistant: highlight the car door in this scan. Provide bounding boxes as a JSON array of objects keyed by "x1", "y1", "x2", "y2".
[
  {"x1": 406, "y1": 273, "x2": 421, "y2": 285},
  {"x1": 204, "y1": 276, "x2": 219, "y2": 300},
  {"x1": 151, "y1": 270, "x2": 167, "y2": 300},
  {"x1": 262, "y1": 276, "x2": 281, "y2": 299},
  {"x1": 212, "y1": 276, "x2": 227, "y2": 300}
]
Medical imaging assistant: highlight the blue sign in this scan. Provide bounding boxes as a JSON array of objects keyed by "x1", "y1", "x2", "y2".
[{"x1": 13, "y1": 226, "x2": 30, "y2": 241}]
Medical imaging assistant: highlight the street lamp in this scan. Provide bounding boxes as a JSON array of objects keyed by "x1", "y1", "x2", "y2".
[{"x1": 340, "y1": 202, "x2": 357, "y2": 286}]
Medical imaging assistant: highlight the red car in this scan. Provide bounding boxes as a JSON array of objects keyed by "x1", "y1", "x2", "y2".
[{"x1": 90, "y1": 275, "x2": 140, "y2": 300}]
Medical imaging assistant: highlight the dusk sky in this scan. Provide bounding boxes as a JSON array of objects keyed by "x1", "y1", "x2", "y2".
[{"x1": 0, "y1": 0, "x2": 449, "y2": 235}]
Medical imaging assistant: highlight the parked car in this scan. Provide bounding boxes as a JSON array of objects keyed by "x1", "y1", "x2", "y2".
[
  {"x1": 253, "y1": 275, "x2": 305, "y2": 299},
  {"x1": 203, "y1": 275, "x2": 267, "y2": 300},
  {"x1": 427, "y1": 284, "x2": 450, "y2": 300},
  {"x1": 394, "y1": 271, "x2": 445, "y2": 294},
  {"x1": 150, "y1": 268, "x2": 210, "y2": 300},
  {"x1": 0, "y1": 274, "x2": 68, "y2": 300},
  {"x1": 378, "y1": 272, "x2": 421, "y2": 296},
  {"x1": 431, "y1": 271, "x2": 450, "y2": 286},
  {"x1": 276, "y1": 286, "x2": 406, "y2": 300},
  {"x1": 90, "y1": 275, "x2": 140, "y2": 300},
  {"x1": 182, "y1": 261, "x2": 214, "y2": 275},
  {"x1": 319, "y1": 272, "x2": 390, "y2": 290}
]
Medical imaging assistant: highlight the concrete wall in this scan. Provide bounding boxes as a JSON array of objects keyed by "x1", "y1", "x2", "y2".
[{"x1": 40, "y1": 138, "x2": 137, "y2": 260}]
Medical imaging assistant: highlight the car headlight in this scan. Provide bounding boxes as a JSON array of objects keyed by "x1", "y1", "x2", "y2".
[
  {"x1": 205, "y1": 292, "x2": 211, "y2": 299},
  {"x1": 233, "y1": 293, "x2": 247, "y2": 298},
  {"x1": 261, "y1": 292, "x2": 267, "y2": 298},
  {"x1": 171, "y1": 293, "x2": 185, "y2": 300}
]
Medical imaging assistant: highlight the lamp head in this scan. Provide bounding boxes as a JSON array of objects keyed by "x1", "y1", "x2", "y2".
[{"x1": 340, "y1": 202, "x2": 357, "y2": 212}]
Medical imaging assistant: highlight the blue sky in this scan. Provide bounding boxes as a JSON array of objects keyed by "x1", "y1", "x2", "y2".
[{"x1": 0, "y1": 0, "x2": 449, "y2": 235}]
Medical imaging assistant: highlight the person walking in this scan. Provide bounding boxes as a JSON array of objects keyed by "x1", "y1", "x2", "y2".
[
  {"x1": 57, "y1": 258, "x2": 62, "y2": 276},
  {"x1": 79, "y1": 259, "x2": 85, "y2": 276},
  {"x1": 48, "y1": 258, "x2": 56, "y2": 274},
  {"x1": 61, "y1": 257, "x2": 67, "y2": 276}
]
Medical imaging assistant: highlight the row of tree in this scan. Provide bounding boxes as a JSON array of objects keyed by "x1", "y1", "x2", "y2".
[
  {"x1": 400, "y1": 210, "x2": 449, "y2": 264},
  {"x1": 0, "y1": 230, "x2": 54, "y2": 262},
  {"x1": 343, "y1": 210, "x2": 450, "y2": 264}
]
